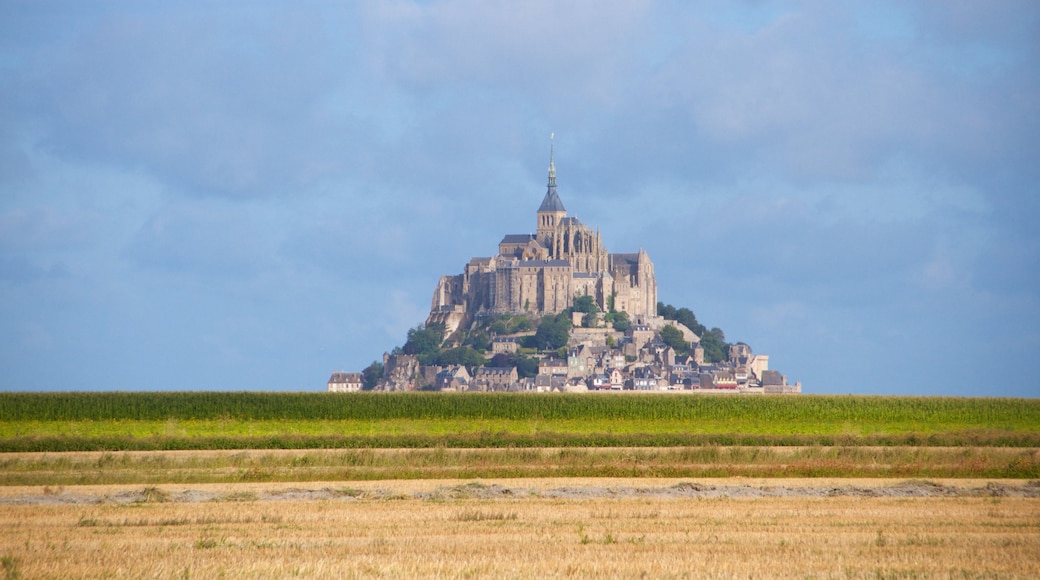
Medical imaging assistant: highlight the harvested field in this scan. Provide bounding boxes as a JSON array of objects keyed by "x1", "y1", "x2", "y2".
[{"x1": 0, "y1": 479, "x2": 1037, "y2": 578}]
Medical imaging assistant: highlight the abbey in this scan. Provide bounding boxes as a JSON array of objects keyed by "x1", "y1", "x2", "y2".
[{"x1": 428, "y1": 145, "x2": 657, "y2": 337}]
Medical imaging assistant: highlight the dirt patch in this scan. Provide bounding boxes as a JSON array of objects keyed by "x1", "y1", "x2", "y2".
[{"x1": 3, "y1": 479, "x2": 1038, "y2": 505}]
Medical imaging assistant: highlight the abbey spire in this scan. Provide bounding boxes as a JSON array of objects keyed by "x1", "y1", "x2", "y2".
[{"x1": 537, "y1": 134, "x2": 567, "y2": 242}]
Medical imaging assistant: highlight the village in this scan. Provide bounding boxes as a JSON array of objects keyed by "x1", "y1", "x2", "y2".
[{"x1": 328, "y1": 311, "x2": 800, "y2": 394}]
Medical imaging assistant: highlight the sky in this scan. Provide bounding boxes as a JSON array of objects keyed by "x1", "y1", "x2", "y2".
[{"x1": 1, "y1": 1, "x2": 1037, "y2": 396}]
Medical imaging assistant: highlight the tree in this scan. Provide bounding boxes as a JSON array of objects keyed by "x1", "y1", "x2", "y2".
[
  {"x1": 534, "y1": 314, "x2": 571, "y2": 350},
  {"x1": 659, "y1": 324, "x2": 689, "y2": 354},
  {"x1": 361, "y1": 361, "x2": 383, "y2": 390},
  {"x1": 610, "y1": 310, "x2": 630, "y2": 332},
  {"x1": 511, "y1": 353, "x2": 540, "y2": 378},
  {"x1": 658, "y1": 302, "x2": 677, "y2": 320},
  {"x1": 488, "y1": 320, "x2": 508, "y2": 335},
  {"x1": 699, "y1": 328, "x2": 729, "y2": 363},
  {"x1": 675, "y1": 307, "x2": 705, "y2": 336},
  {"x1": 403, "y1": 323, "x2": 445, "y2": 358},
  {"x1": 510, "y1": 316, "x2": 533, "y2": 333},
  {"x1": 463, "y1": 331, "x2": 490, "y2": 352},
  {"x1": 435, "y1": 346, "x2": 487, "y2": 368},
  {"x1": 582, "y1": 311, "x2": 599, "y2": 328},
  {"x1": 489, "y1": 353, "x2": 511, "y2": 367},
  {"x1": 572, "y1": 295, "x2": 599, "y2": 314}
]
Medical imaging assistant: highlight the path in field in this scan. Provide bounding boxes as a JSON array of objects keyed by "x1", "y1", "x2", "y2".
[{"x1": 2, "y1": 477, "x2": 1038, "y2": 505}]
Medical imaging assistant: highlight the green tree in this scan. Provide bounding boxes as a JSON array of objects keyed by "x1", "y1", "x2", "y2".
[
  {"x1": 435, "y1": 346, "x2": 487, "y2": 368},
  {"x1": 610, "y1": 310, "x2": 630, "y2": 332},
  {"x1": 533, "y1": 314, "x2": 571, "y2": 350},
  {"x1": 403, "y1": 323, "x2": 445, "y2": 358},
  {"x1": 659, "y1": 324, "x2": 689, "y2": 354},
  {"x1": 675, "y1": 307, "x2": 706, "y2": 336},
  {"x1": 511, "y1": 353, "x2": 540, "y2": 378},
  {"x1": 489, "y1": 353, "x2": 511, "y2": 367},
  {"x1": 572, "y1": 295, "x2": 599, "y2": 314},
  {"x1": 658, "y1": 302, "x2": 677, "y2": 320},
  {"x1": 361, "y1": 361, "x2": 383, "y2": 390},
  {"x1": 699, "y1": 327, "x2": 729, "y2": 363},
  {"x1": 463, "y1": 331, "x2": 490, "y2": 352},
  {"x1": 510, "y1": 316, "x2": 533, "y2": 333},
  {"x1": 488, "y1": 320, "x2": 508, "y2": 335}
]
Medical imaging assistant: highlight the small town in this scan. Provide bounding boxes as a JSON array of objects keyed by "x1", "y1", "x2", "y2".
[{"x1": 329, "y1": 313, "x2": 800, "y2": 394}]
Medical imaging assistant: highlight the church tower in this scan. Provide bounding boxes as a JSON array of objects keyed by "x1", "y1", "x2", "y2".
[{"x1": 536, "y1": 135, "x2": 566, "y2": 247}]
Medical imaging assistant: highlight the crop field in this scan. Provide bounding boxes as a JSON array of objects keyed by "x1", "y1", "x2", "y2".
[
  {"x1": 1, "y1": 479, "x2": 1038, "y2": 579},
  {"x1": 2, "y1": 392, "x2": 1038, "y2": 577},
  {"x1": 2, "y1": 393, "x2": 1039, "y2": 453}
]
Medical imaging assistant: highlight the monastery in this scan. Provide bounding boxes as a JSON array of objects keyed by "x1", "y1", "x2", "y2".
[
  {"x1": 427, "y1": 141, "x2": 657, "y2": 338},
  {"x1": 326, "y1": 141, "x2": 800, "y2": 394}
]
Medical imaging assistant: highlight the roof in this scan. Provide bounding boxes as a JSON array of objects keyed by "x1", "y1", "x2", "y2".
[
  {"x1": 328, "y1": 372, "x2": 363, "y2": 383},
  {"x1": 500, "y1": 234, "x2": 535, "y2": 244},
  {"x1": 611, "y1": 253, "x2": 639, "y2": 266},
  {"x1": 538, "y1": 185, "x2": 566, "y2": 213},
  {"x1": 502, "y1": 259, "x2": 570, "y2": 269}
]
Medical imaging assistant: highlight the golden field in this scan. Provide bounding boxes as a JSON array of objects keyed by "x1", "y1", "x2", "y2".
[{"x1": 1, "y1": 479, "x2": 1038, "y2": 579}]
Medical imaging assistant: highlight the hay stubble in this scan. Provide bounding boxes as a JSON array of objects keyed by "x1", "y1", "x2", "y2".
[{"x1": 1, "y1": 481, "x2": 1037, "y2": 578}]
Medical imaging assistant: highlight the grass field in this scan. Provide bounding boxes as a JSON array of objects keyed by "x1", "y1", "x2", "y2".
[{"x1": 2, "y1": 393, "x2": 1039, "y2": 453}]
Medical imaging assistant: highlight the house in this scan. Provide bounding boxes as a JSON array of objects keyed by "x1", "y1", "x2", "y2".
[
  {"x1": 475, "y1": 366, "x2": 519, "y2": 391},
  {"x1": 538, "y1": 358, "x2": 569, "y2": 377},
  {"x1": 327, "y1": 372, "x2": 364, "y2": 392},
  {"x1": 698, "y1": 370, "x2": 737, "y2": 390},
  {"x1": 567, "y1": 346, "x2": 595, "y2": 378},
  {"x1": 626, "y1": 325, "x2": 654, "y2": 350},
  {"x1": 435, "y1": 365, "x2": 472, "y2": 391},
  {"x1": 491, "y1": 337, "x2": 522, "y2": 355}
]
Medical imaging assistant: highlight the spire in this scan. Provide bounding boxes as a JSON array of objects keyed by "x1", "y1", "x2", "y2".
[
  {"x1": 548, "y1": 132, "x2": 556, "y2": 188},
  {"x1": 538, "y1": 132, "x2": 566, "y2": 213}
]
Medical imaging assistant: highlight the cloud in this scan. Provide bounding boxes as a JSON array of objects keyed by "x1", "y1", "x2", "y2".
[
  {"x1": 1, "y1": 1, "x2": 1038, "y2": 395},
  {"x1": 21, "y1": 4, "x2": 370, "y2": 199}
]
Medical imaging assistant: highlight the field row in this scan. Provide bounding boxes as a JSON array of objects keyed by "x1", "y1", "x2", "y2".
[
  {"x1": 3, "y1": 446, "x2": 1038, "y2": 485},
  {"x1": 3, "y1": 427, "x2": 1039, "y2": 453},
  {"x1": 3, "y1": 392, "x2": 1038, "y2": 427},
  {"x1": 2, "y1": 485, "x2": 1036, "y2": 578}
]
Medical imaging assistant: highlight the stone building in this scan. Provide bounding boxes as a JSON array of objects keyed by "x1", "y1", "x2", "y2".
[
  {"x1": 427, "y1": 142, "x2": 657, "y2": 338},
  {"x1": 327, "y1": 372, "x2": 363, "y2": 392}
]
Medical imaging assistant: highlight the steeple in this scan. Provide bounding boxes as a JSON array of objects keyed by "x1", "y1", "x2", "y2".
[
  {"x1": 536, "y1": 133, "x2": 567, "y2": 246},
  {"x1": 538, "y1": 133, "x2": 566, "y2": 213},
  {"x1": 548, "y1": 132, "x2": 556, "y2": 188}
]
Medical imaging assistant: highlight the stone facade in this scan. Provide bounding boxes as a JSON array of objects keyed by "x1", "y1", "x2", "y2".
[
  {"x1": 428, "y1": 147, "x2": 657, "y2": 337},
  {"x1": 327, "y1": 372, "x2": 363, "y2": 392}
]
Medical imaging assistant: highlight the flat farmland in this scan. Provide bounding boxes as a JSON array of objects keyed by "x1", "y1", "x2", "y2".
[
  {"x1": 1, "y1": 479, "x2": 1038, "y2": 579},
  {"x1": 2, "y1": 393, "x2": 1038, "y2": 577}
]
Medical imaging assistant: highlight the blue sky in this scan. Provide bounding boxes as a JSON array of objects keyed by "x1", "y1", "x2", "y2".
[{"x1": 1, "y1": 1, "x2": 1037, "y2": 396}]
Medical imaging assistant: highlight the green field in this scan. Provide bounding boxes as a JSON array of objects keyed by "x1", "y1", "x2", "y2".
[
  {"x1": 1, "y1": 392, "x2": 1038, "y2": 453},
  {"x1": 2, "y1": 393, "x2": 1038, "y2": 482},
  {"x1": 4, "y1": 392, "x2": 1038, "y2": 424}
]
